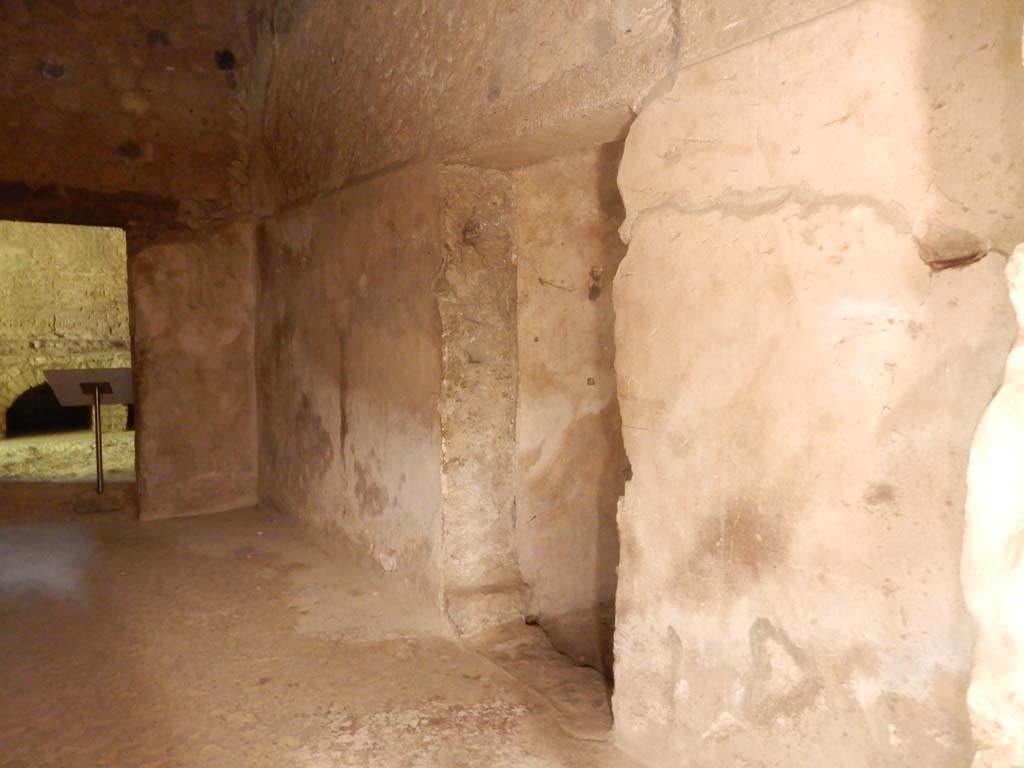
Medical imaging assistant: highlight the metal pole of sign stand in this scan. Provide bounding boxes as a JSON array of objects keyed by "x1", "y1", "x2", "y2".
[{"x1": 92, "y1": 384, "x2": 104, "y2": 494}]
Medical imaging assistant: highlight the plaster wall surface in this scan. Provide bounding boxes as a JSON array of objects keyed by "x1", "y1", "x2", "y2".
[
  {"x1": 256, "y1": 164, "x2": 445, "y2": 601},
  {"x1": 256, "y1": 0, "x2": 677, "y2": 208},
  {"x1": 0, "y1": 220, "x2": 129, "y2": 436},
  {"x1": 0, "y1": 0, "x2": 256, "y2": 228},
  {"x1": 513, "y1": 145, "x2": 629, "y2": 676},
  {"x1": 612, "y1": 0, "x2": 1024, "y2": 764},
  {"x1": 130, "y1": 222, "x2": 258, "y2": 520}
]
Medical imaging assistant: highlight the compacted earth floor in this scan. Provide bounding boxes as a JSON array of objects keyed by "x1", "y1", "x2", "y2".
[
  {"x1": 0, "y1": 486, "x2": 640, "y2": 768},
  {"x1": 0, "y1": 430, "x2": 135, "y2": 481}
]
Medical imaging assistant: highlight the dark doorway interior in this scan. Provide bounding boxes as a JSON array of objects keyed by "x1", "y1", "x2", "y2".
[{"x1": 5, "y1": 383, "x2": 90, "y2": 437}]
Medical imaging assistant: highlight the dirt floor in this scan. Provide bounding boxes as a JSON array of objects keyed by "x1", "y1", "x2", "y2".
[
  {"x1": 0, "y1": 430, "x2": 135, "y2": 481},
  {"x1": 0, "y1": 486, "x2": 640, "y2": 768}
]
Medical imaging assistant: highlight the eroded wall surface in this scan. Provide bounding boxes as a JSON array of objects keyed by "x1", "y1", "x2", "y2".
[
  {"x1": 612, "y1": 0, "x2": 1023, "y2": 764},
  {"x1": 437, "y1": 167, "x2": 525, "y2": 632},
  {"x1": 130, "y1": 222, "x2": 257, "y2": 519},
  {"x1": 513, "y1": 145, "x2": 629, "y2": 675},
  {"x1": 256, "y1": 165, "x2": 445, "y2": 600},
  {"x1": 0, "y1": 220, "x2": 129, "y2": 435}
]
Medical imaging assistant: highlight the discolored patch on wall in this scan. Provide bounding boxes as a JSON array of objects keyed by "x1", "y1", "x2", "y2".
[
  {"x1": 863, "y1": 482, "x2": 898, "y2": 507},
  {"x1": 690, "y1": 500, "x2": 793, "y2": 597},
  {"x1": 353, "y1": 456, "x2": 390, "y2": 518},
  {"x1": 338, "y1": 330, "x2": 348, "y2": 448},
  {"x1": 294, "y1": 393, "x2": 333, "y2": 486},
  {"x1": 741, "y1": 618, "x2": 822, "y2": 724},
  {"x1": 835, "y1": 643, "x2": 883, "y2": 686},
  {"x1": 269, "y1": 313, "x2": 295, "y2": 371}
]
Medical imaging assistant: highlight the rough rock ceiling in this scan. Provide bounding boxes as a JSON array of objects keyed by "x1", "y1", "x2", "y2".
[{"x1": 0, "y1": 0, "x2": 257, "y2": 234}]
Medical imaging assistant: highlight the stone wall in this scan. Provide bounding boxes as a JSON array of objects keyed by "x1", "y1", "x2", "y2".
[
  {"x1": 513, "y1": 144, "x2": 629, "y2": 676},
  {"x1": 611, "y1": 1, "x2": 1024, "y2": 764},
  {"x1": 0, "y1": 220, "x2": 130, "y2": 436},
  {"x1": 243, "y1": 2, "x2": 1024, "y2": 762},
  {"x1": 256, "y1": 164, "x2": 446, "y2": 600},
  {"x1": 256, "y1": 158, "x2": 617, "y2": 633},
  {"x1": 130, "y1": 222, "x2": 258, "y2": 520},
  {"x1": 248, "y1": 0, "x2": 678, "y2": 642}
]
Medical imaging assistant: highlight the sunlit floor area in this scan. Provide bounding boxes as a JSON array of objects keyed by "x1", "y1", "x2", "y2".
[
  {"x1": 0, "y1": 430, "x2": 134, "y2": 482},
  {"x1": 0, "y1": 492, "x2": 633, "y2": 768}
]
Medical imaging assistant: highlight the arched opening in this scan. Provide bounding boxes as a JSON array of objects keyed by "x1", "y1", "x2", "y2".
[{"x1": 4, "y1": 383, "x2": 91, "y2": 438}]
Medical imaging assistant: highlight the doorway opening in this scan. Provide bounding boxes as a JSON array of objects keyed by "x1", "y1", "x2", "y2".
[
  {"x1": 0, "y1": 220, "x2": 135, "y2": 483},
  {"x1": 512, "y1": 140, "x2": 629, "y2": 685}
]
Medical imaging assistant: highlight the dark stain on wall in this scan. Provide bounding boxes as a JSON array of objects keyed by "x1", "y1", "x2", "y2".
[
  {"x1": 680, "y1": 499, "x2": 794, "y2": 605},
  {"x1": 353, "y1": 455, "x2": 389, "y2": 518},
  {"x1": 742, "y1": 618, "x2": 822, "y2": 723},
  {"x1": 294, "y1": 392, "x2": 333, "y2": 485},
  {"x1": 338, "y1": 330, "x2": 348, "y2": 449},
  {"x1": 863, "y1": 482, "x2": 898, "y2": 506},
  {"x1": 704, "y1": 501, "x2": 791, "y2": 584}
]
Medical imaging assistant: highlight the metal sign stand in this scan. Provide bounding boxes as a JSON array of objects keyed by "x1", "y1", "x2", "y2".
[{"x1": 43, "y1": 368, "x2": 133, "y2": 510}]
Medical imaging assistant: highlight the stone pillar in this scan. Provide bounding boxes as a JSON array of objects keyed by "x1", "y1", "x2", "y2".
[
  {"x1": 130, "y1": 222, "x2": 258, "y2": 519},
  {"x1": 963, "y1": 244, "x2": 1024, "y2": 768},
  {"x1": 436, "y1": 165, "x2": 526, "y2": 634}
]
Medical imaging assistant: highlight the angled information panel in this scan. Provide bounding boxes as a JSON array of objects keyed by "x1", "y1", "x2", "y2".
[
  {"x1": 43, "y1": 367, "x2": 133, "y2": 496},
  {"x1": 44, "y1": 367, "x2": 133, "y2": 407}
]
